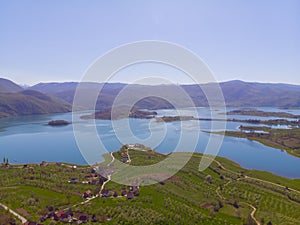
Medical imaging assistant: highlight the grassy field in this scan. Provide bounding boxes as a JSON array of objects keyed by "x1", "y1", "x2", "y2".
[
  {"x1": 215, "y1": 126, "x2": 300, "y2": 157},
  {"x1": 1, "y1": 147, "x2": 300, "y2": 224},
  {"x1": 226, "y1": 109, "x2": 300, "y2": 119}
]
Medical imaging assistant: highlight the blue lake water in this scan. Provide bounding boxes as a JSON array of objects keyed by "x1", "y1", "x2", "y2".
[{"x1": 0, "y1": 107, "x2": 300, "y2": 179}]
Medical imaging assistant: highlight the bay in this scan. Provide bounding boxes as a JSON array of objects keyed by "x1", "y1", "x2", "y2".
[{"x1": 0, "y1": 107, "x2": 300, "y2": 178}]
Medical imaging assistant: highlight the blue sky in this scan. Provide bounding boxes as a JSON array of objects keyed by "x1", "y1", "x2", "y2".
[{"x1": 0, "y1": 0, "x2": 299, "y2": 85}]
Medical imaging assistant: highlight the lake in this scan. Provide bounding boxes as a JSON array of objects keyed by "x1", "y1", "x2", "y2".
[{"x1": 0, "y1": 107, "x2": 300, "y2": 179}]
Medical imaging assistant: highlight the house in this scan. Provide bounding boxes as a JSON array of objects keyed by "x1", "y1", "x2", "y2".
[
  {"x1": 133, "y1": 190, "x2": 140, "y2": 196},
  {"x1": 89, "y1": 178, "x2": 97, "y2": 185},
  {"x1": 75, "y1": 212, "x2": 90, "y2": 223},
  {"x1": 85, "y1": 174, "x2": 93, "y2": 178},
  {"x1": 66, "y1": 209, "x2": 73, "y2": 217},
  {"x1": 126, "y1": 192, "x2": 134, "y2": 200},
  {"x1": 40, "y1": 161, "x2": 47, "y2": 166},
  {"x1": 121, "y1": 190, "x2": 127, "y2": 196},
  {"x1": 122, "y1": 156, "x2": 128, "y2": 163},
  {"x1": 55, "y1": 211, "x2": 64, "y2": 217},
  {"x1": 83, "y1": 189, "x2": 92, "y2": 198},
  {"x1": 100, "y1": 189, "x2": 110, "y2": 197},
  {"x1": 48, "y1": 211, "x2": 56, "y2": 219},
  {"x1": 54, "y1": 211, "x2": 69, "y2": 222},
  {"x1": 68, "y1": 178, "x2": 78, "y2": 184},
  {"x1": 112, "y1": 191, "x2": 118, "y2": 197}
]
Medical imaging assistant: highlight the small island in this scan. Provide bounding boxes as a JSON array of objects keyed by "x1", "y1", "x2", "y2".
[
  {"x1": 81, "y1": 108, "x2": 157, "y2": 120},
  {"x1": 227, "y1": 109, "x2": 300, "y2": 119},
  {"x1": 156, "y1": 116, "x2": 197, "y2": 122},
  {"x1": 48, "y1": 120, "x2": 71, "y2": 126}
]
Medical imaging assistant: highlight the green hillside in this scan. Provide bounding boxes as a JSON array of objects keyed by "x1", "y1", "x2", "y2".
[{"x1": 1, "y1": 147, "x2": 299, "y2": 225}]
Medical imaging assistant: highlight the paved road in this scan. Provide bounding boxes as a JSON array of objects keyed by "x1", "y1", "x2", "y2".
[{"x1": 0, "y1": 202, "x2": 27, "y2": 224}]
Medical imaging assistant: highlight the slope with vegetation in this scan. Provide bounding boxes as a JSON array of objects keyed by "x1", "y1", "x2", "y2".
[
  {"x1": 215, "y1": 126, "x2": 300, "y2": 158},
  {"x1": 1, "y1": 146, "x2": 300, "y2": 224}
]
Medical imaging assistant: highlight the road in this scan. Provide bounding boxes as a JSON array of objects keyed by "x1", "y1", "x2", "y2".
[
  {"x1": 207, "y1": 156, "x2": 300, "y2": 225},
  {"x1": 62, "y1": 152, "x2": 115, "y2": 211},
  {"x1": 0, "y1": 202, "x2": 27, "y2": 224},
  {"x1": 99, "y1": 152, "x2": 115, "y2": 195}
]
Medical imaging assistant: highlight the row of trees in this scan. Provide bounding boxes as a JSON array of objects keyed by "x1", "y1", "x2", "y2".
[{"x1": 2, "y1": 157, "x2": 9, "y2": 166}]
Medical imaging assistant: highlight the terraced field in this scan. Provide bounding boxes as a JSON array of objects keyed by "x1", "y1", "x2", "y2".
[{"x1": 0, "y1": 147, "x2": 300, "y2": 224}]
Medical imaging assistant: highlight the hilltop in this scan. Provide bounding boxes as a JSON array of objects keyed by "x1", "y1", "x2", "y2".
[{"x1": 0, "y1": 78, "x2": 23, "y2": 93}]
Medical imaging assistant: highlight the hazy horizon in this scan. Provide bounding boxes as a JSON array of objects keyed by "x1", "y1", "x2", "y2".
[
  {"x1": 3, "y1": 76, "x2": 300, "y2": 87},
  {"x1": 1, "y1": 0, "x2": 299, "y2": 85}
]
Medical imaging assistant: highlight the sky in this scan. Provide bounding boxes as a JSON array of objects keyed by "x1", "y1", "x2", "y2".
[{"x1": 0, "y1": 0, "x2": 299, "y2": 85}]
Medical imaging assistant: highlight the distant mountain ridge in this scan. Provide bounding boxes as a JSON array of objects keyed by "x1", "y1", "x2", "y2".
[
  {"x1": 1, "y1": 77, "x2": 300, "y2": 118},
  {"x1": 30, "y1": 80, "x2": 300, "y2": 109},
  {"x1": 0, "y1": 78, "x2": 71, "y2": 118},
  {"x1": 0, "y1": 78, "x2": 23, "y2": 93}
]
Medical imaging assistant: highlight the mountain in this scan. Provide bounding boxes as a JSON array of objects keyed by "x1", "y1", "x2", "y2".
[
  {"x1": 1, "y1": 78, "x2": 297, "y2": 117},
  {"x1": 29, "y1": 80, "x2": 300, "y2": 109},
  {"x1": 0, "y1": 78, "x2": 72, "y2": 118},
  {"x1": 218, "y1": 80, "x2": 300, "y2": 107},
  {"x1": 0, "y1": 78, "x2": 23, "y2": 93}
]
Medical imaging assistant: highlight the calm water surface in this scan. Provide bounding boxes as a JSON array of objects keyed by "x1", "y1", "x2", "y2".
[{"x1": 0, "y1": 107, "x2": 300, "y2": 178}]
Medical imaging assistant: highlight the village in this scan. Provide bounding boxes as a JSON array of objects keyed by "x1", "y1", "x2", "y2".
[{"x1": 34, "y1": 145, "x2": 142, "y2": 224}]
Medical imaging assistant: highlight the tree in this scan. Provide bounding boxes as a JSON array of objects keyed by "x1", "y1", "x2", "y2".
[
  {"x1": 205, "y1": 175, "x2": 212, "y2": 184},
  {"x1": 218, "y1": 200, "x2": 224, "y2": 208},
  {"x1": 66, "y1": 194, "x2": 71, "y2": 204},
  {"x1": 233, "y1": 200, "x2": 239, "y2": 208}
]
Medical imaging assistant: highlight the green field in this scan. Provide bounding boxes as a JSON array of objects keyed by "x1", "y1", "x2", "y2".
[
  {"x1": 226, "y1": 109, "x2": 300, "y2": 119},
  {"x1": 215, "y1": 126, "x2": 300, "y2": 157},
  {"x1": 1, "y1": 147, "x2": 300, "y2": 225}
]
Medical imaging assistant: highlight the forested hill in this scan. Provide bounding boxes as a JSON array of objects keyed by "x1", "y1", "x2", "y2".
[{"x1": 30, "y1": 80, "x2": 300, "y2": 109}]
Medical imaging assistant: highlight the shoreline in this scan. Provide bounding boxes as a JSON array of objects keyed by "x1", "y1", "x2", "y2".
[{"x1": 3, "y1": 150, "x2": 300, "y2": 180}]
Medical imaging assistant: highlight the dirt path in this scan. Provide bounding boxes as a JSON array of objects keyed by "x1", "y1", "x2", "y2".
[
  {"x1": 126, "y1": 149, "x2": 131, "y2": 163},
  {"x1": 211, "y1": 157, "x2": 300, "y2": 195},
  {"x1": 0, "y1": 202, "x2": 27, "y2": 224},
  {"x1": 247, "y1": 203, "x2": 261, "y2": 225},
  {"x1": 108, "y1": 152, "x2": 115, "y2": 166},
  {"x1": 215, "y1": 181, "x2": 260, "y2": 225},
  {"x1": 62, "y1": 152, "x2": 115, "y2": 211},
  {"x1": 208, "y1": 156, "x2": 297, "y2": 225},
  {"x1": 99, "y1": 152, "x2": 115, "y2": 195}
]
